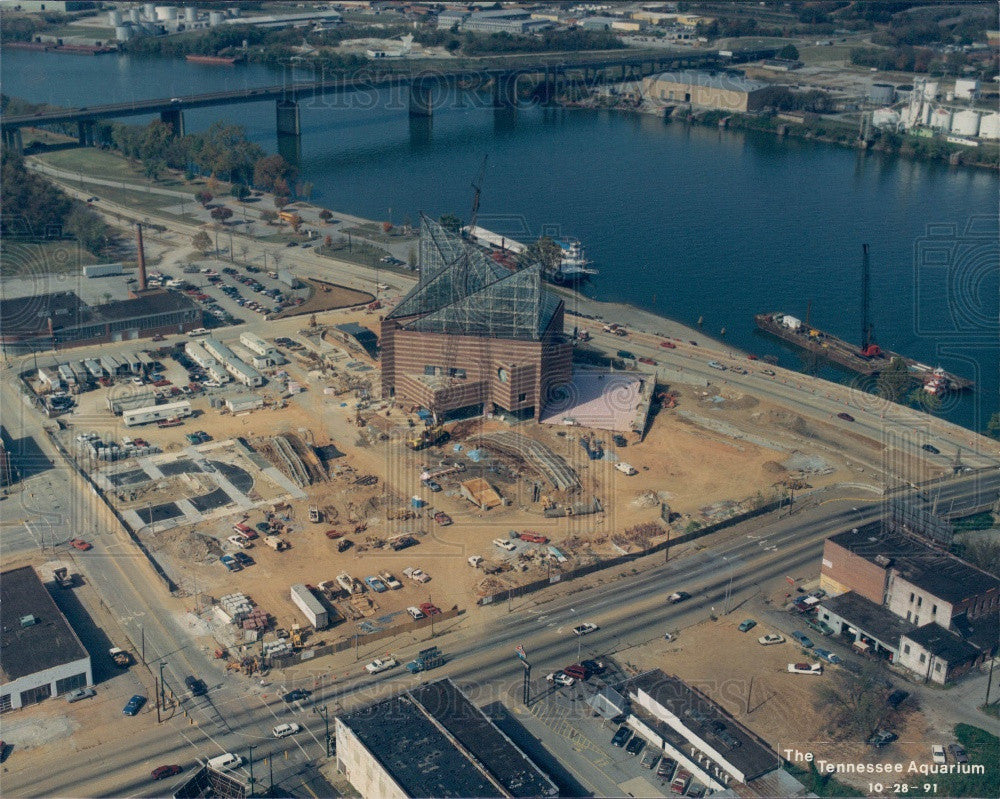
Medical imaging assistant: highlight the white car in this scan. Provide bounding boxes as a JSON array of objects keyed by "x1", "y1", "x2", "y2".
[
  {"x1": 493, "y1": 538, "x2": 517, "y2": 552},
  {"x1": 406, "y1": 606, "x2": 425, "y2": 620},
  {"x1": 758, "y1": 633, "x2": 785, "y2": 646},
  {"x1": 468, "y1": 555, "x2": 483, "y2": 568},
  {"x1": 272, "y1": 722, "x2": 301, "y2": 738},
  {"x1": 573, "y1": 623, "x2": 599, "y2": 636},
  {"x1": 931, "y1": 745, "x2": 946, "y2": 765},
  {"x1": 787, "y1": 662, "x2": 823, "y2": 675},
  {"x1": 403, "y1": 567, "x2": 430, "y2": 583},
  {"x1": 227, "y1": 535, "x2": 249, "y2": 549},
  {"x1": 546, "y1": 671, "x2": 575, "y2": 687},
  {"x1": 381, "y1": 572, "x2": 402, "y2": 590},
  {"x1": 366, "y1": 657, "x2": 397, "y2": 675}
]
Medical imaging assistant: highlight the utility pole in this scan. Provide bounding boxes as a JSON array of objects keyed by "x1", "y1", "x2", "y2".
[
  {"x1": 140, "y1": 626, "x2": 145, "y2": 665},
  {"x1": 314, "y1": 704, "x2": 331, "y2": 757},
  {"x1": 159, "y1": 661, "x2": 166, "y2": 719},
  {"x1": 247, "y1": 744, "x2": 255, "y2": 795}
]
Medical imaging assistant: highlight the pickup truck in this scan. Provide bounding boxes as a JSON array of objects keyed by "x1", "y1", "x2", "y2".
[
  {"x1": 379, "y1": 571, "x2": 402, "y2": 589},
  {"x1": 517, "y1": 532, "x2": 549, "y2": 544},
  {"x1": 365, "y1": 657, "x2": 397, "y2": 675},
  {"x1": 403, "y1": 567, "x2": 430, "y2": 583},
  {"x1": 364, "y1": 576, "x2": 388, "y2": 593},
  {"x1": 493, "y1": 538, "x2": 517, "y2": 552}
]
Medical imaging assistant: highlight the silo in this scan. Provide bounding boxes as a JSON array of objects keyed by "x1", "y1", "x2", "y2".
[
  {"x1": 208, "y1": 10, "x2": 224, "y2": 26},
  {"x1": 954, "y1": 78, "x2": 979, "y2": 100},
  {"x1": 951, "y1": 109, "x2": 980, "y2": 137},
  {"x1": 930, "y1": 107, "x2": 952, "y2": 132},
  {"x1": 108, "y1": 9, "x2": 122, "y2": 25},
  {"x1": 184, "y1": 7, "x2": 196, "y2": 22},
  {"x1": 977, "y1": 112, "x2": 1000, "y2": 140},
  {"x1": 129, "y1": 8, "x2": 141, "y2": 22},
  {"x1": 922, "y1": 80, "x2": 939, "y2": 100},
  {"x1": 143, "y1": 3, "x2": 156, "y2": 20},
  {"x1": 115, "y1": 24, "x2": 134, "y2": 41},
  {"x1": 155, "y1": 6, "x2": 177, "y2": 21}
]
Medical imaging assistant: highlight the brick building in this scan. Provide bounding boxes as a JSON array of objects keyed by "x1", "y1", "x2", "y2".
[{"x1": 380, "y1": 216, "x2": 572, "y2": 421}]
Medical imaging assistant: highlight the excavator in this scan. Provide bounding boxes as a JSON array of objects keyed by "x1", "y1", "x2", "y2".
[{"x1": 407, "y1": 425, "x2": 448, "y2": 451}]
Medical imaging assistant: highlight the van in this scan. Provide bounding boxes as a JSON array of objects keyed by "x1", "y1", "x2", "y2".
[{"x1": 207, "y1": 753, "x2": 243, "y2": 772}]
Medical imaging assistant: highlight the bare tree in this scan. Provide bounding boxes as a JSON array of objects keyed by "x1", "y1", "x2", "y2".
[{"x1": 815, "y1": 664, "x2": 897, "y2": 739}]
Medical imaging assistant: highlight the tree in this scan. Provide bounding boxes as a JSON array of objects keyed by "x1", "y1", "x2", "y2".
[
  {"x1": 779, "y1": 44, "x2": 800, "y2": 60},
  {"x1": 192, "y1": 231, "x2": 212, "y2": 253},
  {"x1": 987, "y1": 412, "x2": 1000, "y2": 440},
  {"x1": 210, "y1": 206, "x2": 233, "y2": 224},
  {"x1": 524, "y1": 236, "x2": 562, "y2": 271},
  {"x1": 289, "y1": 216, "x2": 303, "y2": 233},
  {"x1": 260, "y1": 209, "x2": 278, "y2": 225},
  {"x1": 816, "y1": 664, "x2": 897, "y2": 739},
  {"x1": 195, "y1": 190, "x2": 213, "y2": 206},
  {"x1": 273, "y1": 195, "x2": 289, "y2": 211},
  {"x1": 143, "y1": 159, "x2": 164, "y2": 181},
  {"x1": 908, "y1": 387, "x2": 941, "y2": 414},
  {"x1": 64, "y1": 204, "x2": 110, "y2": 255},
  {"x1": 0, "y1": 150, "x2": 72, "y2": 237},
  {"x1": 439, "y1": 213, "x2": 464, "y2": 234},
  {"x1": 875, "y1": 358, "x2": 913, "y2": 404},
  {"x1": 231, "y1": 183, "x2": 250, "y2": 201},
  {"x1": 254, "y1": 154, "x2": 298, "y2": 193},
  {"x1": 324, "y1": 234, "x2": 333, "y2": 247},
  {"x1": 382, "y1": 221, "x2": 393, "y2": 233},
  {"x1": 205, "y1": 174, "x2": 220, "y2": 195},
  {"x1": 318, "y1": 209, "x2": 333, "y2": 222}
]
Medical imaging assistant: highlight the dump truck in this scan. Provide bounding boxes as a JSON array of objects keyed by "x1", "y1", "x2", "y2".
[
  {"x1": 264, "y1": 535, "x2": 289, "y2": 551},
  {"x1": 109, "y1": 647, "x2": 132, "y2": 668},
  {"x1": 405, "y1": 646, "x2": 444, "y2": 674},
  {"x1": 407, "y1": 425, "x2": 448, "y2": 451}
]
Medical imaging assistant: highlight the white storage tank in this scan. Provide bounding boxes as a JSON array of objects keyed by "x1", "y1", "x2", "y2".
[
  {"x1": 954, "y1": 78, "x2": 979, "y2": 100},
  {"x1": 184, "y1": 6, "x2": 196, "y2": 22},
  {"x1": 951, "y1": 110, "x2": 980, "y2": 137},
  {"x1": 129, "y1": 8, "x2": 141, "y2": 22},
  {"x1": 115, "y1": 24, "x2": 133, "y2": 41},
  {"x1": 155, "y1": 6, "x2": 177, "y2": 21},
  {"x1": 108, "y1": 9, "x2": 122, "y2": 25},
  {"x1": 922, "y1": 80, "x2": 939, "y2": 100},
  {"x1": 208, "y1": 10, "x2": 224, "y2": 25},
  {"x1": 930, "y1": 107, "x2": 952, "y2": 132},
  {"x1": 872, "y1": 108, "x2": 900, "y2": 128},
  {"x1": 978, "y1": 112, "x2": 1000, "y2": 140},
  {"x1": 143, "y1": 3, "x2": 156, "y2": 20}
]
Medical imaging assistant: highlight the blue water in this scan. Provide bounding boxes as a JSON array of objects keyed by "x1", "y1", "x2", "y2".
[{"x1": 4, "y1": 51, "x2": 997, "y2": 431}]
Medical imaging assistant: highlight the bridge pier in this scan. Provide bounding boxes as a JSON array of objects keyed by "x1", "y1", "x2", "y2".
[
  {"x1": 276, "y1": 99, "x2": 301, "y2": 136},
  {"x1": 159, "y1": 108, "x2": 185, "y2": 137},
  {"x1": 76, "y1": 120, "x2": 96, "y2": 147},
  {"x1": 3, "y1": 127, "x2": 24, "y2": 154},
  {"x1": 409, "y1": 83, "x2": 433, "y2": 118},
  {"x1": 492, "y1": 73, "x2": 519, "y2": 109}
]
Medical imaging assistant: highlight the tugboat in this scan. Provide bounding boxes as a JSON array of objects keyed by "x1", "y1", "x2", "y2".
[{"x1": 549, "y1": 238, "x2": 598, "y2": 283}]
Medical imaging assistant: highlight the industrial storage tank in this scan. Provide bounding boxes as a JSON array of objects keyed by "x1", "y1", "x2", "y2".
[
  {"x1": 155, "y1": 6, "x2": 177, "y2": 21},
  {"x1": 922, "y1": 80, "x2": 939, "y2": 100},
  {"x1": 977, "y1": 112, "x2": 1000, "y2": 140},
  {"x1": 184, "y1": 6, "x2": 196, "y2": 22},
  {"x1": 930, "y1": 107, "x2": 952, "y2": 131},
  {"x1": 868, "y1": 83, "x2": 895, "y2": 105},
  {"x1": 143, "y1": 3, "x2": 156, "y2": 19},
  {"x1": 114, "y1": 24, "x2": 134, "y2": 41},
  {"x1": 108, "y1": 9, "x2": 122, "y2": 25},
  {"x1": 208, "y1": 10, "x2": 224, "y2": 25},
  {"x1": 951, "y1": 110, "x2": 980, "y2": 137},
  {"x1": 129, "y1": 8, "x2": 141, "y2": 22},
  {"x1": 954, "y1": 78, "x2": 979, "y2": 100}
]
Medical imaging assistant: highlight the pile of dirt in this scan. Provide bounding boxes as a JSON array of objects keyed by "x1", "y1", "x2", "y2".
[{"x1": 761, "y1": 461, "x2": 787, "y2": 475}]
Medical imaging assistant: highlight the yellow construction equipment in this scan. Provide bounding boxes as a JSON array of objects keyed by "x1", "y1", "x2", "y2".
[{"x1": 407, "y1": 425, "x2": 448, "y2": 451}]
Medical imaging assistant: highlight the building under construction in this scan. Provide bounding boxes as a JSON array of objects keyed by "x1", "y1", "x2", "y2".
[{"x1": 380, "y1": 215, "x2": 572, "y2": 421}]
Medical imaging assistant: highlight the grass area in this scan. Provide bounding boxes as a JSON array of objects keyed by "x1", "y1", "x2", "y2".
[
  {"x1": 37, "y1": 148, "x2": 185, "y2": 188},
  {"x1": 936, "y1": 724, "x2": 1000, "y2": 798},
  {"x1": 952, "y1": 511, "x2": 995, "y2": 533},
  {"x1": 316, "y1": 240, "x2": 393, "y2": 269},
  {"x1": 49, "y1": 25, "x2": 114, "y2": 38},
  {"x1": 798, "y1": 45, "x2": 854, "y2": 65},
  {"x1": 783, "y1": 763, "x2": 857, "y2": 797},
  {"x1": 980, "y1": 702, "x2": 999, "y2": 718},
  {"x1": 0, "y1": 239, "x2": 100, "y2": 277},
  {"x1": 341, "y1": 222, "x2": 418, "y2": 244}
]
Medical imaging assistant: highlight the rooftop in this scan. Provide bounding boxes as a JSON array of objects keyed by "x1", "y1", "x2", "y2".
[
  {"x1": 339, "y1": 678, "x2": 556, "y2": 798},
  {"x1": 0, "y1": 566, "x2": 89, "y2": 683},
  {"x1": 828, "y1": 524, "x2": 1000, "y2": 606},
  {"x1": 819, "y1": 591, "x2": 916, "y2": 648},
  {"x1": 903, "y1": 623, "x2": 981, "y2": 664},
  {"x1": 628, "y1": 670, "x2": 781, "y2": 782}
]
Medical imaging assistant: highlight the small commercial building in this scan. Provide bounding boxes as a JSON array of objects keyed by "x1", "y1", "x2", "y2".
[
  {"x1": 225, "y1": 394, "x2": 264, "y2": 414},
  {"x1": 897, "y1": 623, "x2": 983, "y2": 685},
  {"x1": 641, "y1": 70, "x2": 770, "y2": 112},
  {"x1": 106, "y1": 386, "x2": 157, "y2": 415},
  {"x1": 1, "y1": 566, "x2": 93, "y2": 712},
  {"x1": 239, "y1": 332, "x2": 282, "y2": 362},
  {"x1": 336, "y1": 678, "x2": 557, "y2": 799},
  {"x1": 816, "y1": 591, "x2": 916, "y2": 661}
]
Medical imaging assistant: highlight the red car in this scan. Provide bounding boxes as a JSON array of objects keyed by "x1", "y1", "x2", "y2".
[
  {"x1": 519, "y1": 532, "x2": 549, "y2": 544},
  {"x1": 433, "y1": 512, "x2": 452, "y2": 526},
  {"x1": 151, "y1": 764, "x2": 182, "y2": 781},
  {"x1": 325, "y1": 529, "x2": 344, "y2": 539},
  {"x1": 69, "y1": 538, "x2": 92, "y2": 551},
  {"x1": 660, "y1": 341, "x2": 676, "y2": 349},
  {"x1": 638, "y1": 357, "x2": 656, "y2": 365},
  {"x1": 419, "y1": 602, "x2": 441, "y2": 616}
]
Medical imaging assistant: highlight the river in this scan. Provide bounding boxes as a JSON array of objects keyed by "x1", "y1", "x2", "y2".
[{"x1": 4, "y1": 50, "x2": 997, "y2": 433}]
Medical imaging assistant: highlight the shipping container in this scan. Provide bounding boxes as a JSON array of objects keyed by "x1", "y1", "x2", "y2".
[{"x1": 290, "y1": 584, "x2": 328, "y2": 629}]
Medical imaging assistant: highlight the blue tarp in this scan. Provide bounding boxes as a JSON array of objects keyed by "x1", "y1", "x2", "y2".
[
  {"x1": 416, "y1": 408, "x2": 433, "y2": 420},
  {"x1": 466, "y1": 449, "x2": 483, "y2": 462}
]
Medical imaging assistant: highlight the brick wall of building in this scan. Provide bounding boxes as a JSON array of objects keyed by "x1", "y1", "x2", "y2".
[{"x1": 820, "y1": 538, "x2": 888, "y2": 603}]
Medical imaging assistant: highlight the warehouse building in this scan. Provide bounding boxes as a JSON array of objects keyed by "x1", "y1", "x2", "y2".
[
  {"x1": 641, "y1": 70, "x2": 770, "y2": 112},
  {"x1": 380, "y1": 216, "x2": 572, "y2": 422},
  {"x1": 0, "y1": 290, "x2": 201, "y2": 355},
  {"x1": 336, "y1": 677, "x2": 557, "y2": 799},
  {"x1": 1, "y1": 566, "x2": 92, "y2": 712}
]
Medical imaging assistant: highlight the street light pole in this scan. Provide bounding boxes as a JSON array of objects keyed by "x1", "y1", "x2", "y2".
[{"x1": 314, "y1": 704, "x2": 331, "y2": 757}]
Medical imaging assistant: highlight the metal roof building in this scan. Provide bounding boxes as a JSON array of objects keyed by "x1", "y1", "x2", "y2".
[
  {"x1": 335, "y1": 677, "x2": 557, "y2": 799},
  {"x1": 1, "y1": 566, "x2": 92, "y2": 712}
]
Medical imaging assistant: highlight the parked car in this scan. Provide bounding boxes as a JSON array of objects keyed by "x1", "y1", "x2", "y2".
[
  {"x1": 273, "y1": 723, "x2": 301, "y2": 739},
  {"x1": 233, "y1": 552, "x2": 254, "y2": 567},
  {"x1": 931, "y1": 745, "x2": 946, "y2": 765},
  {"x1": 922, "y1": 444, "x2": 940, "y2": 454},
  {"x1": 625, "y1": 736, "x2": 646, "y2": 756},
  {"x1": 123, "y1": 694, "x2": 146, "y2": 716},
  {"x1": 611, "y1": 726, "x2": 633, "y2": 747},
  {"x1": 364, "y1": 576, "x2": 388, "y2": 593},
  {"x1": 738, "y1": 619, "x2": 757, "y2": 632},
  {"x1": 185, "y1": 676, "x2": 207, "y2": 697},
  {"x1": 219, "y1": 554, "x2": 241, "y2": 572},
  {"x1": 406, "y1": 606, "x2": 425, "y2": 620},
  {"x1": 758, "y1": 633, "x2": 785, "y2": 646},
  {"x1": 403, "y1": 567, "x2": 430, "y2": 583},
  {"x1": 806, "y1": 619, "x2": 836, "y2": 637},
  {"x1": 813, "y1": 648, "x2": 842, "y2": 665},
  {"x1": 419, "y1": 602, "x2": 441, "y2": 616},
  {"x1": 65, "y1": 687, "x2": 96, "y2": 703},
  {"x1": 640, "y1": 748, "x2": 659, "y2": 769},
  {"x1": 791, "y1": 631, "x2": 814, "y2": 648},
  {"x1": 581, "y1": 659, "x2": 605, "y2": 675},
  {"x1": 638, "y1": 357, "x2": 656, "y2": 365},
  {"x1": 433, "y1": 512, "x2": 452, "y2": 526},
  {"x1": 787, "y1": 662, "x2": 823, "y2": 675},
  {"x1": 837, "y1": 412, "x2": 855, "y2": 422},
  {"x1": 151, "y1": 765, "x2": 182, "y2": 781},
  {"x1": 573, "y1": 622, "x2": 599, "y2": 636},
  {"x1": 868, "y1": 731, "x2": 898, "y2": 748},
  {"x1": 281, "y1": 688, "x2": 311, "y2": 703},
  {"x1": 365, "y1": 657, "x2": 397, "y2": 674},
  {"x1": 547, "y1": 671, "x2": 575, "y2": 687},
  {"x1": 493, "y1": 538, "x2": 517, "y2": 552},
  {"x1": 69, "y1": 538, "x2": 92, "y2": 551},
  {"x1": 657, "y1": 757, "x2": 678, "y2": 779},
  {"x1": 425, "y1": 480, "x2": 442, "y2": 492},
  {"x1": 947, "y1": 744, "x2": 968, "y2": 764}
]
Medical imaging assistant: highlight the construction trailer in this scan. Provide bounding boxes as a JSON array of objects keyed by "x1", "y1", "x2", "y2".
[
  {"x1": 107, "y1": 386, "x2": 157, "y2": 415},
  {"x1": 290, "y1": 583, "x2": 328, "y2": 630},
  {"x1": 123, "y1": 400, "x2": 192, "y2": 427}
]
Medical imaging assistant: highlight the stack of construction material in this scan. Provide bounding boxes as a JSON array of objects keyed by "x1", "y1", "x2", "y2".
[
  {"x1": 242, "y1": 608, "x2": 269, "y2": 630},
  {"x1": 220, "y1": 593, "x2": 253, "y2": 623},
  {"x1": 262, "y1": 639, "x2": 292, "y2": 657}
]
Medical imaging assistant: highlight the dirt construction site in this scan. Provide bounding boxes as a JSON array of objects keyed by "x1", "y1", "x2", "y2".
[{"x1": 40, "y1": 294, "x2": 911, "y2": 662}]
